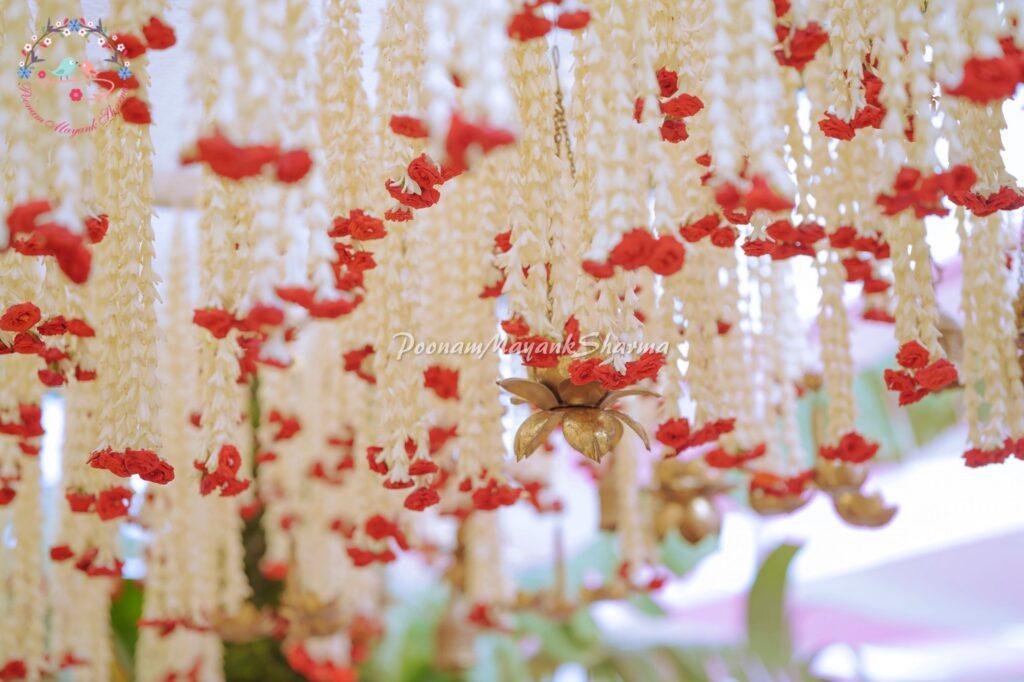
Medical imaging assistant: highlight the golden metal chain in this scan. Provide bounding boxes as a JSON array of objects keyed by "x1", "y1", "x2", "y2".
[{"x1": 550, "y1": 46, "x2": 576, "y2": 179}]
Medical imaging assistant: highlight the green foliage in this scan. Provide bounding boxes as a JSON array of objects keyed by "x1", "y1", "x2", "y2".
[
  {"x1": 515, "y1": 531, "x2": 618, "y2": 593},
  {"x1": 660, "y1": 530, "x2": 717, "y2": 576},
  {"x1": 746, "y1": 543, "x2": 801, "y2": 670},
  {"x1": 359, "y1": 585, "x2": 450, "y2": 681},
  {"x1": 223, "y1": 639, "x2": 304, "y2": 682},
  {"x1": 110, "y1": 579, "x2": 144, "y2": 672}
]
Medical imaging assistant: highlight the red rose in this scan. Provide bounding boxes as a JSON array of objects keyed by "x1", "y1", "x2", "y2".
[
  {"x1": 625, "y1": 351, "x2": 665, "y2": 382},
  {"x1": 914, "y1": 359, "x2": 958, "y2": 391},
  {"x1": 344, "y1": 210, "x2": 387, "y2": 240},
  {"x1": 37, "y1": 315, "x2": 68, "y2": 335},
  {"x1": 0, "y1": 302, "x2": 41, "y2": 332},
  {"x1": 85, "y1": 214, "x2": 109, "y2": 243},
  {"x1": 828, "y1": 226, "x2": 857, "y2": 248},
  {"x1": 507, "y1": 10, "x2": 552, "y2": 41},
  {"x1": 12, "y1": 332, "x2": 44, "y2": 354},
  {"x1": 423, "y1": 365, "x2": 459, "y2": 400},
  {"x1": 582, "y1": 259, "x2": 615, "y2": 278},
  {"x1": 609, "y1": 228, "x2": 657, "y2": 270},
  {"x1": 120, "y1": 96, "x2": 152, "y2": 124},
  {"x1": 656, "y1": 67, "x2": 679, "y2": 98},
  {"x1": 142, "y1": 17, "x2": 177, "y2": 50},
  {"x1": 140, "y1": 460, "x2": 174, "y2": 484},
  {"x1": 710, "y1": 225, "x2": 738, "y2": 248},
  {"x1": 404, "y1": 486, "x2": 440, "y2": 511},
  {"x1": 568, "y1": 357, "x2": 603, "y2": 385},
  {"x1": 49, "y1": 545, "x2": 74, "y2": 561},
  {"x1": 896, "y1": 341, "x2": 930, "y2": 369},
  {"x1": 647, "y1": 235, "x2": 686, "y2": 275},
  {"x1": 275, "y1": 149, "x2": 312, "y2": 184},
  {"x1": 389, "y1": 115, "x2": 428, "y2": 138},
  {"x1": 841, "y1": 257, "x2": 872, "y2": 282},
  {"x1": 660, "y1": 118, "x2": 688, "y2": 143},
  {"x1": 679, "y1": 214, "x2": 719, "y2": 242},
  {"x1": 96, "y1": 486, "x2": 132, "y2": 520},
  {"x1": 659, "y1": 93, "x2": 703, "y2": 118},
  {"x1": 818, "y1": 113, "x2": 855, "y2": 140},
  {"x1": 38, "y1": 369, "x2": 66, "y2": 387},
  {"x1": 655, "y1": 418, "x2": 692, "y2": 450},
  {"x1": 743, "y1": 238, "x2": 775, "y2": 257},
  {"x1": 193, "y1": 308, "x2": 236, "y2": 338},
  {"x1": 67, "y1": 318, "x2": 95, "y2": 337},
  {"x1": 556, "y1": 10, "x2": 590, "y2": 30}
]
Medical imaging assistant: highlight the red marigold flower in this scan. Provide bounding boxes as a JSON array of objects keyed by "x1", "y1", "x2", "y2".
[
  {"x1": 142, "y1": 16, "x2": 177, "y2": 49},
  {"x1": 818, "y1": 113, "x2": 855, "y2": 140},
  {"x1": 647, "y1": 235, "x2": 686, "y2": 275},
  {"x1": 914, "y1": 359, "x2": 958, "y2": 391},
  {"x1": 112, "y1": 33, "x2": 147, "y2": 58},
  {"x1": 896, "y1": 341, "x2": 930, "y2": 370},
  {"x1": 96, "y1": 486, "x2": 132, "y2": 520},
  {"x1": 84, "y1": 214, "x2": 109, "y2": 243},
  {"x1": 193, "y1": 308, "x2": 236, "y2": 339},
  {"x1": 507, "y1": 10, "x2": 552, "y2": 41},
  {"x1": 120, "y1": 96, "x2": 152, "y2": 124},
  {"x1": 655, "y1": 417, "x2": 692, "y2": 450},
  {"x1": 404, "y1": 486, "x2": 440, "y2": 511},
  {"x1": 67, "y1": 318, "x2": 95, "y2": 337},
  {"x1": 275, "y1": 149, "x2": 312, "y2": 184},
  {"x1": 610, "y1": 228, "x2": 658, "y2": 270},
  {"x1": 0, "y1": 302, "x2": 41, "y2": 332},
  {"x1": 423, "y1": 365, "x2": 459, "y2": 400},
  {"x1": 389, "y1": 114, "x2": 428, "y2": 138},
  {"x1": 556, "y1": 10, "x2": 590, "y2": 30}
]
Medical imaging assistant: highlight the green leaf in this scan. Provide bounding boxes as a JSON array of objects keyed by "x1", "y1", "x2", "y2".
[
  {"x1": 223, "y1": 639, "x2": 303, "y2": 681},
  {"x1": 659, "y1": 529, "x2": 717, "y2": 576},
  {"x1": 746, "y1": 543, "x2": 801, "y2": 670},
  {"x1": 109, "y1": 579, "x2": 144, "y2": 666},
  {"x1": 627, "y1": 593, "x2": 666, "y2": 617}
]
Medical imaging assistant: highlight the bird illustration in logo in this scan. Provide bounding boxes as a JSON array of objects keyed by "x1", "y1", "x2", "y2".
[
  {"x1": 79, "y1": 60, "x2": 98, "y2": 80},
  {"x1": 52, "y1": 57, "x2": 79, "y2": 80}
]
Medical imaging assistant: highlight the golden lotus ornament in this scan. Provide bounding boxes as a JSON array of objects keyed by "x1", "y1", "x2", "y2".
[
  {"x1": 813, "y1": 459, "x2": 867, "y2": 494},
  {"x1": 833, "y1": 491, "x2": 897, "y2": 528},
  {"x1": 209, "y1": 602, "x2": 275, "y2": 644},
  {"x1": 748, "y1": 486, "x2": 813, "y2": 516},
  {"x1": 499, "y1": 357, "x2": 657, "y2": 462},
  {"x1": 278, "y1": 583, "x2": 347, "y2": 642}
]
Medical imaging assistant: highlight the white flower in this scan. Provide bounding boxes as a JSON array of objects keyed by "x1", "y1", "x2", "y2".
[
  {"x1": 53, "y1": 19, "x2": 63, "y2": 27},
  {"x1": 43, "y1": 38, "x2": 52, "y2": 46},
  {"x1": 31, "y1": 35, "x2": 38, "y2": 41},
  {"x1": 18, "y1": 60, "x2": 25, "y2": 67},
  {"x1": 23, "y1": 43, "x2": 32, "y2": 51},
  {"x1": 111, "y1": 34, "x2": 118, "y2": 40},
  {"x1": 124, "y1": 61, "x2": 131, "y2": 67},
  {"x1": 87, "y1": 21, "x2": 95, "y2": 28},
  {"x1": 97, "y1": 37, "x2": 106, "y2": 46},
  {"x1": 117, "y1": 44, "x2": 125, "y2": 52},
  {"x1": 61, "y1": 29, "x2": 70, "y2": 36},
  {"x1": 78, "y1": 28, "x2": 87, "y2": 36}
]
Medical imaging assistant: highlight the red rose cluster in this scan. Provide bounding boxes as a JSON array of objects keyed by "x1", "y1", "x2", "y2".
[
  {"x1": 388, "y1": 114, "x2": 429, "y2": 139},
  {"x1": 634, "y1": 68, "x2": 705, "y2": 144},
  {"x1": 947, "y1": 184, "x2": 1024, "y2": 217},
  {"x1": 884, "y1": 341, "x2": 959, "y2": 406},
  {"x1": 181, "y1": 131, "x2": 312, "y2": 184},
  {"x1": 583, "y1": 227, "x2": 686, "y2": 279},
  {"x1": 742, "y1": 219, "x2": 826, "y2": 260},
  {"x1": 1, "y1": 301, "x2": 97, "y2": 388},
  {"x1": 818, "y1": 431, "x2": 880, "y2": 463},
  {"x1": 818, "y1": 68, "x2": 886, "y2": 141},
  {"x1": 946, "y1": 37, "x2": 1024, "y2": 103},
  {"x1": 0, "y1": 404, "x2": 44, "y2": 470},
  {"x1": 467, "y1": 477, "x2": 522, "y2": 511},
  {"x1": 366, "y1": 439, "x2": 443, "y2": 511},
  {"x1": 826, "y1": 226, "x2": 894, "y2": 319},
  {"x1": 385, "y1": 153, "x2": 464, "y2": 210},
  {"x1": 480, "y1": 230, "x2": 513, "y2": 298},
  {"x1": 507, "y1": 1, "x2": 590, "y2": 41},
  {"x1": 444, "y1": 112, "x2": 516, "y2": 169},
  {"x1": 567, "y1": 351, "x2": 665, "y2": 391},
  {"x1": 655, "y1": 416, "x2": 736, "y2": 457},
  {"x1": 705, "y1": 442, "x2": 767, "y2": 469},
  {"x1": 194, "y1": 444, "x2": 251, "y2": 496},
  {"x1": 88, "y1": 447, "x2": 175, "y2": 484},
  {"x1": 963, "y1": 437, "x2": 1024, "y2": 468},
  {"x1": 502, "y1": 316, "x2": 581, "y2": 369},
  {"x1": 876, "y1": 165, "x2": 978, "y2": 218},
  {"x1": 774, "y1": 20, "x2": 828, "y2": 71},
  {"x1": 715, "y1": 174, "x2": 794, "y2": 216},
  {"x1": 5, "y1": 201, "x2": 98, "y2": 284}
]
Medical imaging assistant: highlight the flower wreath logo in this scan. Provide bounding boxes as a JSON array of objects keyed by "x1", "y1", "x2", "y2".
[{"x1": 16, "y1": 17, "x2": 134, "y2": 136}]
